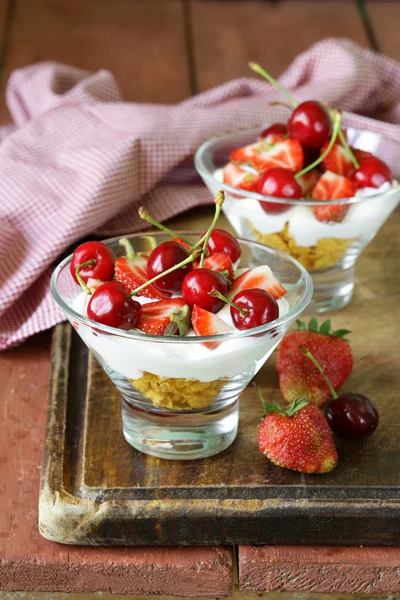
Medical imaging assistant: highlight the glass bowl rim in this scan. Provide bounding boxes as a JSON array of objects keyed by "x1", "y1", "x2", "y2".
[
  {"x1": 50, "y1": 231, "x2": 313, "y2": 343},
  {"x1": 194, "y1": 126, "x2": 399, "y2": 207}
]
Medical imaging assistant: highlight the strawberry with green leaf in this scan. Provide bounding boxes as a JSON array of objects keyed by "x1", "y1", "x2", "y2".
[
  {"x1": 256, "y1": 388, "x2": 338, "y2": 474},
  {"x1": 276, "y1": 317, "x2": 353, "y2": 406}
]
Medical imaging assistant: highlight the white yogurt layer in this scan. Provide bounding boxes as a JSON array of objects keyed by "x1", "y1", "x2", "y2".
[
  {"x1": 214, "y1": 168, "x2": 400, "y2": 246},
  {"x1": 70, "y1": 286, "x2": 290, "y2": 382}
]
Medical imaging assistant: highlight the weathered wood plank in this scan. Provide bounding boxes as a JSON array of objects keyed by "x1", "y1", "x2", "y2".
[{"x1": 369, "y1": 2, "x2": 400, "y2": 61}]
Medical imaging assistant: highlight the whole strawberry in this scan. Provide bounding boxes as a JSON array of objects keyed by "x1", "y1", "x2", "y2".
[
  {"x1": 257, "y1": 394, "x2": 338, "y2": 474},
  {"x1": 276, "y1": 318, "x2": 353, "y2": 406}
]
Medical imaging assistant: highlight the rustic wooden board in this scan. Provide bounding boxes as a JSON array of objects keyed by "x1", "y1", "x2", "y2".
[{"x1": 39, "y1": 209, "x2": 400, "y2": 547}]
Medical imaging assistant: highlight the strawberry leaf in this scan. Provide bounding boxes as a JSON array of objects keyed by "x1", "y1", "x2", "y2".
[
  {"x1": 282, "y1": 397, "x2": 309, "y2": 417},
  {"x1": 319, "y1": 319, "x2": 331, "y2": 335},
  {"x1": 308, "y1": 316, "x2": 318, "y2": 332},
  {"x1": 332, "y1": 328, "x2": 351, "y2": 338},
  {"x1": 296, "y1": 319, "x2": 306, "y2": 331}
]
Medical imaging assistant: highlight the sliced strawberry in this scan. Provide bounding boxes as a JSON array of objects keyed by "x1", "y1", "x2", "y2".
[
  {"x1": 195, "y1": 252, "x2": 234, "y2": 282},
  {"x1": 228, "y1": 266, "x2": 286, "y2": 301},
  {"x1": 191, "y1": 305, "x2": 233, "y2": 350},
  {"x1": 297, "y1": 170, "x2": 320, "y2": 197},
  {"x1": 115, "y1": 256, "x2": 168, "y2": 300},
  {"x1": 312, "y1": 171, "x2": 356, "y2": 223},
  {"x1": 321, "y1": 142, "x2": 353, "y2": 177},
  {"x1": 231, "y1": 139, "x2": 304, "y2": 174},
  {"x1": 138, "y1": 298, "x2": 190, "y2": 336},
  {"x1": 222, "y1": 163, "x2": 260, "y2": 191},
  {"x1": 87, "y1": 278, "x2": 105, "y2": 293},
  {"x1": 172, "y1": 237, "x2": 192, "y2": 251}
]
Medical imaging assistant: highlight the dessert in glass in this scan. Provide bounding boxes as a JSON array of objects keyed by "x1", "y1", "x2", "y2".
[
  {"x1": 51, "y1": 195, "x2": 312, "y2": 460},
  {"x1": 195, "y1": 64, "x2": 400, "y2": 312}
]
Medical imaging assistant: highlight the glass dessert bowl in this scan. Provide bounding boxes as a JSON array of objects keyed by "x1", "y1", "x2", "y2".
[
  {"x1": 51, "y1": 232, "x2": 312, "y2": 461},
  {"x1": 195, "y1": 127, "x2": 400, "y2": 312}
]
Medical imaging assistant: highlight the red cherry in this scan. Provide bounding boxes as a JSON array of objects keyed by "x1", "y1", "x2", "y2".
[
  {"x1": 87, "y1": 281, "x2": 141, "y2": 330},
  {"x1": 204, "y1": 229, "x2": 241, "y2": 263},
  {"x1": 256, "y1": 167, "x2": 302, "y2": 214},
  {"x1": 230, "y1": 289, "x2": 279, "y2": 330},
  {"x1": 325, "y1": 392, "x2": 379, "y2": 439},
  {"x1": 288, "y1": 101, "x2": 332, "y2": 149},
  {"x1": 260, "y1": 123, "x2": 287, "y2": 143},
  {"x1": 70, "y1": 241, "x2": 115, "y2": 284},
  {"x1": 147, "y1": 241, "x2": 192, "y2": 294},
  {"x1": 351, "y1": 156, "x2": 392, "y2": 189},
  {"x1": 182, "y1": 269, "x2": 228, "y2": 313}
]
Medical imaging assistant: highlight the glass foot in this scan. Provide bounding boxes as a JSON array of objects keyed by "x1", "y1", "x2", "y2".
[{"x1": 306, "y1": 266, "x2": 355, "y2": 314}]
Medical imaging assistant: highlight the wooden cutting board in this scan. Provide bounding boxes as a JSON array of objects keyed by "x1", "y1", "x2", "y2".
[{"x1": 39, "y1": 282, "x2": 400, "y2": 546}]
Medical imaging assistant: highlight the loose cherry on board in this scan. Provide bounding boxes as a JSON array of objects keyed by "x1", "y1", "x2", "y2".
[
  {"x1": 87, "y1": 281, "x2": 141, "y2": 329},
  {"x1": 351, "y1": 156, "x2": 392, "y2": 189},
  {"x1": 70, "y1": 241, "x2": 116, "y2": 284},
  {"x1": 325, "y1": 392, "x2": 379, "y2": 439},
  {"x1": 260, "y1": 123, "x2": 287, "y2": 143},
  {"x1": 182, "y1": 269, "x2": 228, "y2": 313},
  {"x1": 147, "y1": 241, "x2": 193, "y2": 294},
  {"x1": 256, "y1": 167, "x2": 302, "y2": 214},
  {"x1": 288, "y1": 101, "x2": 332, "y2": 149},
  {"x1": 204, "y1": 229, "x2": 241, "y2": 263},
  {"x1": 229, "y1": 289, "x2": 279, "y2": 330}
]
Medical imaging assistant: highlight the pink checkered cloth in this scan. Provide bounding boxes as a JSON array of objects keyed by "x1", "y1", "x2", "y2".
[{"x1": 1, "y1": 38, "x2": 400, "y2": 350}]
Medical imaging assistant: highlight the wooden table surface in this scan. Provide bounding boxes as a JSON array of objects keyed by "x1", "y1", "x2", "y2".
[{"x1": 0, "y1": 1, "x2": 399, "y2": 598}]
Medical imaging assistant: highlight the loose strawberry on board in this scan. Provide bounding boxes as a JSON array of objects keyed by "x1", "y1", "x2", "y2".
[
  {"x1": 321, "y1": 142, "x2": 353, "y2": 177},
  {"x1": 222, "y1": 163, "x2": 260, "y2": 192},
  {"x1": 115, "y1": 256, "x2": 168, "y2": 300},
  {"x1": 230, "y1": 139, "x2": 304, "y2": 174},
  {"x1": 138, "y1": 298, "x2": 191, "y2": 336},
  {"x1": 312, "y1": 171, "x2": 357, "y2": 223},
  {"x1": 195, "y1": 252, "x2": 234, "y2": 283},
  {"x1": 228, "y1": 265, "x2": 286, "y2": 301},
  {"x1": 191, "y1": 305, "x2": 233, "y2": 350},
  {"x1": 276, "y1": 317, "x2": 353, "y2": 407},
  {"x1": 257, "y1": 394, "x2": 338, "y2": 474}
]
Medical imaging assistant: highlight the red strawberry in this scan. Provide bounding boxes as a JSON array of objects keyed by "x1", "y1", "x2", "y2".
[
  {"x1": 195, "y1": 252, "x2": 234, "y2": 282},
  {"x1": 321, "y1": 142, "x2": 353, "y2": 177},
  {"x1": 138, "y1": 298, "x2": 190, "y2": 336},
  {"x1": 115, "y1": 255, "x2": 168, "y2": 300},
  {"x1": 312, "y1": 171, "x2": 356, "y2": 223},
  {"x1": 191, "y1": 305, "x2": 233, "y2": 350},
  {"x1": 257, "y1": 395, "x2": 338, "y2": 474},
  {"x1": 222, "y1": 163, "x2": 259, "y2": 191},
  {"x1": 172, "y1": 237, "x2": 192, "y2": 251},
  {"x1": 276, "y1": 318, "x2": 353, "y2": 407},
  {"x1": 296, "y1": 169, "x2": 320, "y2": 197},
  {"x1": 228, "y1": 266, "x2": 286, "y2": 301},
  {"x1": 230, "y1": 139, "x2": 304, "y2": 173}
]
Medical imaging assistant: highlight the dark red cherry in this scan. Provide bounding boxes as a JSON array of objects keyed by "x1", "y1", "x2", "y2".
[
  {"x1": 260, "y1": 123, "x2": 287, "y2": 144},
  {"x1": 182, "y1": 269, "x2": 228, "y2": 313},
  {"x1": 87, "y1": 281, "x2": 141, "y2": 329},
  {"x1": 351, "y1": 156, "x2": 392, "y2": 189},
  {"x1": 147, "y1": 241, "x2": 192, "y2": 293},
  {"x1": 70, "y1": 241, "x2": 115, "y2": 284},
  {"x1": 288, "y1": 101, "x2": 332, "y2": 149},
  {"x1": 203, "y1": 229, "x2": 241, "y2": 263},
  {"x1": 256, "y1": 167, "x2": 302, "y2": 214},
  {"x1": 230, "y1": 288, "x2": 279, "y2": 330},
  {"x1": 325, "y1": 392, "x2": 379, "y2": 439}
]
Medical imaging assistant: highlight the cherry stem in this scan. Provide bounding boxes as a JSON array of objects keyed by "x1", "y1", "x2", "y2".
[
  {"x1": 119, "y1": 238, "x2": 135, "y2": 260},
  {"x1": 338, "y1": 129, "x2": 360, "y2": 169},
  {"x1": 249, "y1": 62, "x2": 298, "y2": 109},
  {"x1": 190, "y1": 191, "x2": 225, "y2": 267},
  {"x1": 76, "y1": 260, "x2": 95, "y2": 295},
  {"x1": 138, "y1": 208, "x2": 192, "y2": 246},
  {"x1": 295, "y1": 110, "x2": 342, "y2": 179},
  {"x1": 129, "y1": 249, "x2": 202, "y2": 296},
  {"x1": 299, "y1": 345, "x2": 338, "y2": 399},
  {"x1": 269, "y1": 101, "x2": 292, "y2": 111},
  {"x1": 208, "y1": 289, "x2": 247, "y2": 316}
]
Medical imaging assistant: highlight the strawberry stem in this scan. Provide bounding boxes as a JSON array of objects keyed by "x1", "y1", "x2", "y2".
[
  {"x1": 119, "y1": 238, "x2": 135, "y2": 260},
  {"x1": 76, "y1": 260, "x2": 95, "y2": 295},
  {"x1": 138, "y1": 208, "x2": 193, "y2": 246},
  {"x1": 129, "y1": 249, "x2": 202, "y2": 296},
  {"x1": 190, "y1": 190, "x2": 225, "y2": 266},
  {"x1": 249, "y1": 62, "x2": 298, "y2": 109},
  {"x1": 208, "y1": 289, "x2": 247, "y2": 316},
  {"x1": 295, "y1": 110, "x2": 342, "y2": 179},
  {"x1": 299, "y1": 345, "x2": 338, "y2": 399}
]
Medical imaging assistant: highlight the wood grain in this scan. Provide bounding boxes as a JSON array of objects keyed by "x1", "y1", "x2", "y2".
[
  {"x1": 191, "y1": 0, "x2": 369, "y2": 90},
  {"x1": 369, "y1": 2, "x2": 400, "y2": 61}
]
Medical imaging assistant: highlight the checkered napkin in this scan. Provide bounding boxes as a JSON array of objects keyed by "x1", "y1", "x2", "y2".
[{"x1": 1, "y1": 38, "x2": 400, "y2": 350}]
